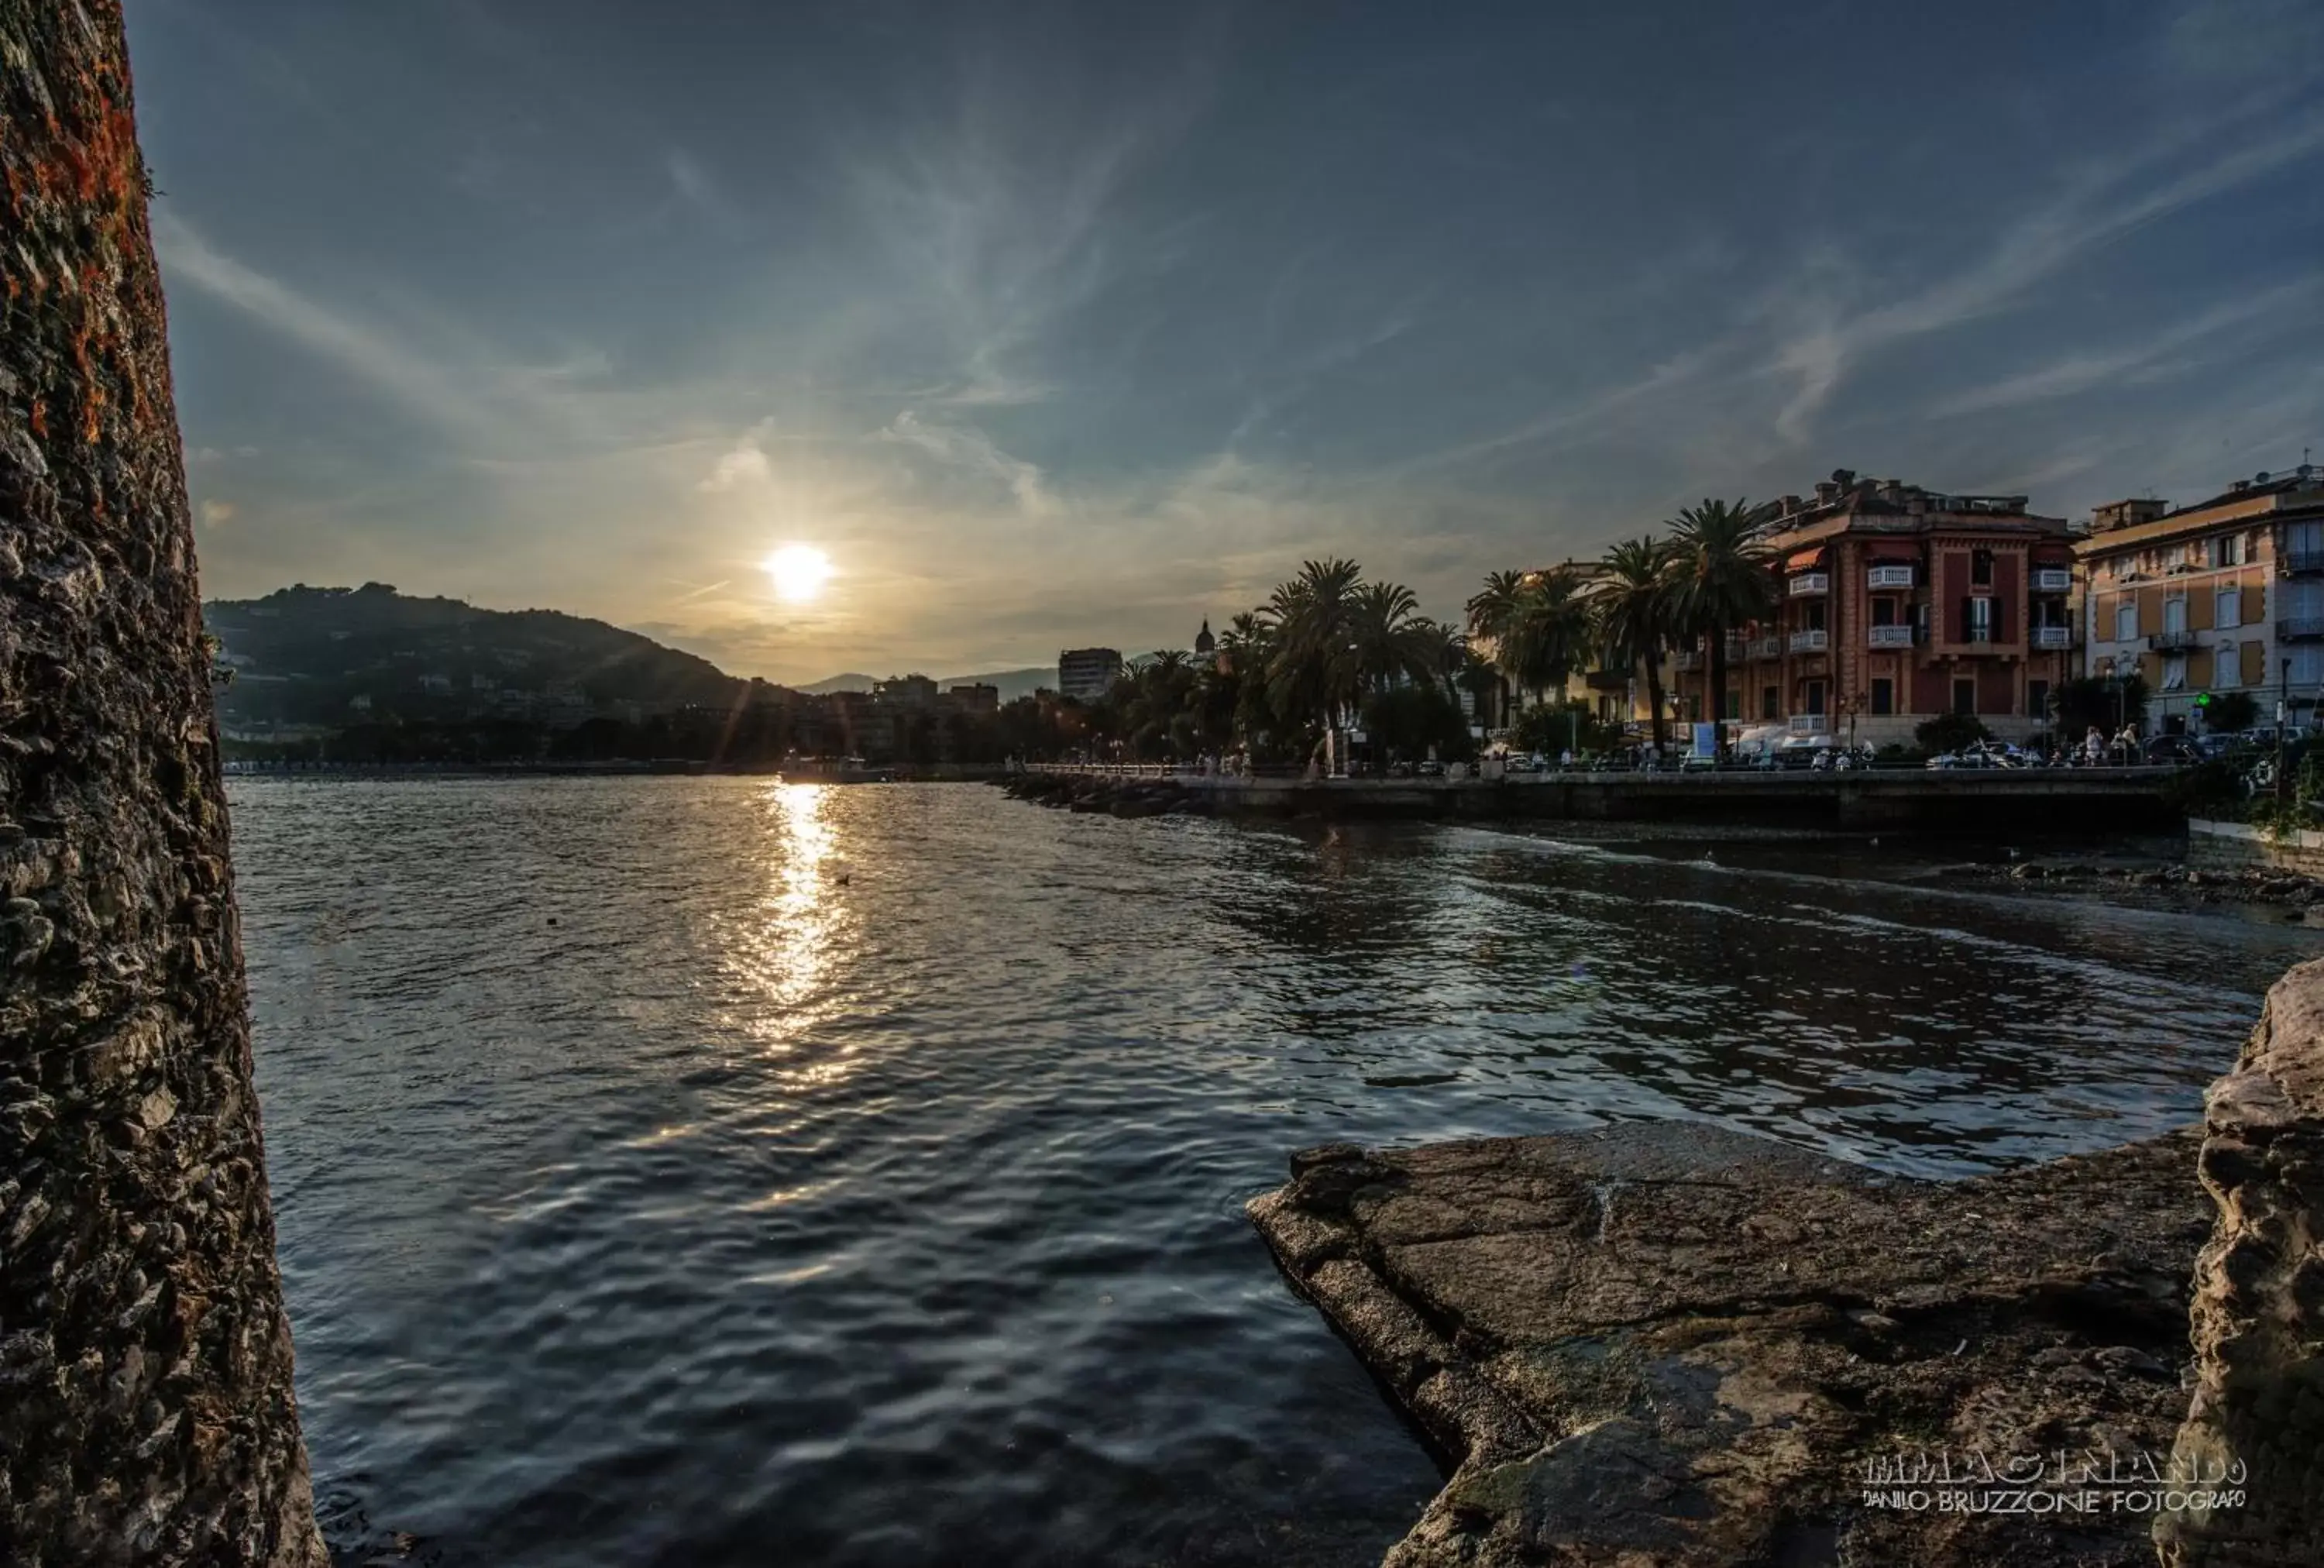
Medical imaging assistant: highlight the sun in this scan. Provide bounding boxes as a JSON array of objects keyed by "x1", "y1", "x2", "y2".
[{"x1": 762, "y1": 544, "x2": 834, "y2": 603}]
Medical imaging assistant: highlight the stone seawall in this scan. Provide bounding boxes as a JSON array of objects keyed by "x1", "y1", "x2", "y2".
[
  {"x1": 1000, "y1": 769, "x2": 2184, "y2": 834},
  {"x1": 1250, "y1": 955, "x2": 2324, "y2": 1566},
  {"x1": 2185, "y1": 819, "x2": 2324, "y2": 879}
]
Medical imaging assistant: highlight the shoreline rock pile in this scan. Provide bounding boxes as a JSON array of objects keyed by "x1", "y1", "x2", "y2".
[
  {"x1": 995, "y1": 773, "x2": 1213, "y2": 818},
  {"x1": 1253, "y1": 953, "x2": 2324, "y2": 1566}
]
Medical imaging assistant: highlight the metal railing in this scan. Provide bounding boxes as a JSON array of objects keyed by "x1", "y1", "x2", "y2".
[
  {"x1": 1750, "y1": 635, "x2": 1783, "y2": 659},
  {"x1": 2279, "y1": 617, "x2": 2324, "y2": 641},
  {"x1": 2148, "y1": 628, "x2": 2200, "y2": 651},
  {"x1": 1787, "y1": 628, "x2": 1829, "y2": 652}
]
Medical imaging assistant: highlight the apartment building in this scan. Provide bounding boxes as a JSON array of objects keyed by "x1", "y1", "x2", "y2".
[
  {"x1": 1057, "y1": 647, "x2": 1123, "y2": 702},
  {"x1": 1669, "y1": 471, "x2": 2078, "y2": 745},
  {"x1": 2078, "y1": 464, "x2": 2324, "y2": 734}
]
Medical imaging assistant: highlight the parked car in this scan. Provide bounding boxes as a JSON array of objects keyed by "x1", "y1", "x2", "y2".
[
  {"x1": 1416, "y1": 758, "x2": 1446, "y2": 778},
  {"x1": 2142, "y1": 734, "x2": 2202, "y2": 767}
]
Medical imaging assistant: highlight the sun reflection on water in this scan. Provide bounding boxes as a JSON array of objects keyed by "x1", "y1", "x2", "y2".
[{"x1": 717, "y1": 782, "x2": 855, "y2": 1071}]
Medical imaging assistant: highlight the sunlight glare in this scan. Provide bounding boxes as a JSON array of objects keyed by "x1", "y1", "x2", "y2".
[{"x1": 762, "y1": 543, "x2": 834, "y2": 603}]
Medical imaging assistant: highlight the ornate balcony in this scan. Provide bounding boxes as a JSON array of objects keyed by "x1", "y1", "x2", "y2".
[
  {"x1": 1866, "y1": 563, "x2": 1915, "y2": 590},
  {"x1": 2283, "y1": 548, "x2": 2324, "y2": 576},
  {"x1": 1787, "y1": 713, "x2": 1827, "y2": 734},
  {"x1": 1672, "y1": 650, "x2": 1703, "y2": 672},
  {"x1": 2031, "y1": 567, "x2": 2072, "y2": 593},
  {"x1": 1787, "y1": 573, "x2": 1831, "y2": 597},
  {"x1": 2148, "y1": 628, "x2": 2200, "y2": 652},
  {"x1": 1867, "y1": 624, "x2": 1916, "y2": 648},
  {"x1": 2033, "y1": 625, "x2": 2072, "y2": 649},
  {"x1": 2278, "y1": 618, "x2": 2324, "y2": 642},
  {"x1": 1749, "y1": 635, "x2": 1783, "y2": 659},
  {"x1": 1787, "y1": 628, "x2": 1829, "y2": 653}
]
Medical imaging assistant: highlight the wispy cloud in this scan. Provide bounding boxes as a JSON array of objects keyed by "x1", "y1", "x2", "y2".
[
  {"x1": 1928, "y1": 281, "x2": 2321, "y2": 417},
  {"x1": 1765, "y1": 108, "x2": 2324, "y2": 442},
  {"x1": 698, "y1": 435, "x2": 773, "y2": 492},
  {"x1": 881, "y1": 411, "x2": 1056, "y2": 516}
]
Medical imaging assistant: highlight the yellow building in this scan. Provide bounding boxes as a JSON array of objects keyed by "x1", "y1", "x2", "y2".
[{"x1": 2077, "y1": 463, "x2": 2324, "y2": 734}]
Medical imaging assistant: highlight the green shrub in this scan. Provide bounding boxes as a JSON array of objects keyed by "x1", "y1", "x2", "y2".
[{"x1": 1913, "y1": 712, "x2": 1992, "y2": 754}]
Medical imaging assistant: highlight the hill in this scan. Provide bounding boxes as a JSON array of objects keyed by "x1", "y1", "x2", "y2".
[
  {"x1": 801, "y1": 665, "x2": 1054, "y2": 701},
  {"x1": 205, "y1": 583, "x2": 749, "y2": 730},
  {"x1": 799, "y1": 672, "x2": 876, "y2": 694}
]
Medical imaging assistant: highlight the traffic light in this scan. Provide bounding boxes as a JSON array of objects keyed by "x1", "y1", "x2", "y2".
[{"x1": 2193, "y1": 693, "x2": 2212, "y2": 709}]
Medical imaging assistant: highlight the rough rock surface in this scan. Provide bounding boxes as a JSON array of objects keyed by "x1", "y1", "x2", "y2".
[
  {"x1": 0, "y1": 5, "x2": 328, "y2": 1564},
  {"x1": 1250, "y1": 1122, "x2": 2212, "y2": 1566},
  {"x1": 2156, "y1": 958, "x2": 2324, "y2": 1565}
]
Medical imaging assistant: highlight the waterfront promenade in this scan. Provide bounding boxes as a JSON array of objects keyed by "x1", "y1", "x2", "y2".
[{"x1": 1015, "y1": 762, "x2": 2185, "y2": 832}]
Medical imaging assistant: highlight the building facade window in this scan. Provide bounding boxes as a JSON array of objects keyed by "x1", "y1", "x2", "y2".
[
  {"x1": 1761, "y1": 685, "x2": 1779, "y2": 720},
  {"x1": 2291, "y1": 645, "x2": 2324, "y2": 686},
  {"x1": 1871, "y1": 597, "x2": 1896, "y2": 626},
  {"x1": 2115, "y1": 600, "x2": 2138, "y2": 641},
  {"x1": 2028, "y1": 679, "x2": 2049, "y2": 720},
  {"x1": 2163, "y1": 595, "x2": 2188, "y2": 634},
  {"x1": 1964, "y1": 596, "x2": 1994, "y2": 642},
  {"x1": 1871, "y1": 678, "x2": 1894, "y2": 716},
  {"x1": 2216, "y1": 645, "x2": 2240, "y2": 686},
  {"x1": 2287, "y1": 521, "x2": 2324, "y2": 560},
  {"x1": 1972, "y1": 548, "x2": 1993, "y2": 586},
  {"x1": 2209, "y1": 534, "x2": 2243, "y2": 569},
  {"x1": 2216, "y1": 586, "x2": 2241, "y2": 628},
  {"x1": 1952, "y1": 678, "x2": 1975, "y2": 714},
  {"x1": 1803, "y1": 679, "x2": 1827, "y2": 716},
  {"x1": 2163, "y1": 656, "x2": 2187, "y2": 691},
  {"x1": 1724, "y1": 689, "x2": 1740, "y2": 720}
]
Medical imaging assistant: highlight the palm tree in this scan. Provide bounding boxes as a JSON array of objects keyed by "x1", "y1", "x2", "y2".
[
  {"x1": 1593, "y1": 536, "x2": 1679, "y2": 755},
  {"x1": 1664, "y1": 498, "x2": 1776, "y2": 760},
  {"x1": 8, "y1": 11, "x2": 329, "y2": 1560},
  {"x1": 1265, "y1": 559, "x2": 1368, "y2": 768},
  {"x1": 1494, "y1": 568, "x2": 1593, "y2": 711},
  {"x1": 1464, "y1": 569, "x2": 1532, "y2": 729}
]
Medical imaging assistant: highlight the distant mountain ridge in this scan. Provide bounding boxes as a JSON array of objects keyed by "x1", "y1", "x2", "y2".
[
  {"x1": 802, "y1": 666, "x2": 1054, "y2": 701},
  {"x1": 205, "y1": 583, "x2": 750, "y2": 729},
  {"x1": 203, "y1": 585, "x2": 1061, "y2": 732}
]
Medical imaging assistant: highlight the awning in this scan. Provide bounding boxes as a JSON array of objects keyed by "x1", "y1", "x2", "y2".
[{"x1": 1785, "y1": 547, "x2": 1826, "y2": 571}]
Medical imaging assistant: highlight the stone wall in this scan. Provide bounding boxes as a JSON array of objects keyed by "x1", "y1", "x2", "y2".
[
  {"x1": 0, "y1": 4, "x2": 327, "y2": 1564},
  {"x1": 2156, "y1": 956, "x2": 2324, "y2": 1565},
  {"x1": 2185, "y1": 819, "x2": 2324, "y2": 879}
]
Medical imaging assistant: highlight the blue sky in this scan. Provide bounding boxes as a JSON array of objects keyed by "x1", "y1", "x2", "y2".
[{"x1": 133, "y1": 0, "x2": 2324, "y2": 683}]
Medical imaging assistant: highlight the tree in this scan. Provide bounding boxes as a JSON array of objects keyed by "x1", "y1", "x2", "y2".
[
  {"x1": 1664, "y1": 498, "x2": 1776, "y2": 759},
  {"x1": 2050, "y1": 674, "x2": 2149, "y2": 738},
  {"x1": 1592, "y1": 536, "x2": 1678, "y2": 754},
  {"x1": 2205, "y1": 689, "x2": 2259, "y2": 734},
  {"x1": 1470, "y1": 567, "x2": 1590, "y2": 714},
  {"x1": 1463, "y1": 569, "x2": 1531, "y2": 729},
  {"x1": 1264, "y1": 559, "x2": 1369, "y2": 767},
  {"x1": 2, "y1": 9, "x2": 328, "y2": 1562},
  {"x1": 1916, "y1": 711, "x2": 1993, "y2": 753}
]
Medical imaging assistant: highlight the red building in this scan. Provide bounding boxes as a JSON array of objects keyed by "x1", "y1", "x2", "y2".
[{"x1": 1670, "y1": 471, "x2": 2078, "y2": 747}]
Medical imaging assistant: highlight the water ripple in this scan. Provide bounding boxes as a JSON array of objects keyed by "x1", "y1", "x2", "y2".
[{"x1": 230, "y1": 778, "x2": 2315, "y2": 1566}]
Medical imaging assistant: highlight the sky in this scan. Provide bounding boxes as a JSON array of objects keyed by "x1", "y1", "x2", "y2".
[{"x1": 129, "y1": 0, "x2": 2324, "y2": 686}]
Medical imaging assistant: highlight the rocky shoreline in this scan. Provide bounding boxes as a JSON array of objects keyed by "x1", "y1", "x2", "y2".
[
  {"x1": 1249, "y1": 958, "x2": 2324, "y2": 1566},
  {"x1": 998, "y1": 772, "x2": 1212, "y2": 817}
]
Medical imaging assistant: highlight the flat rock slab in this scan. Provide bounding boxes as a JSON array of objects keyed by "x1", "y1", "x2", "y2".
[{"x1": 1250, "y1": 1121, "x2": 2211, "y2": 1567}]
